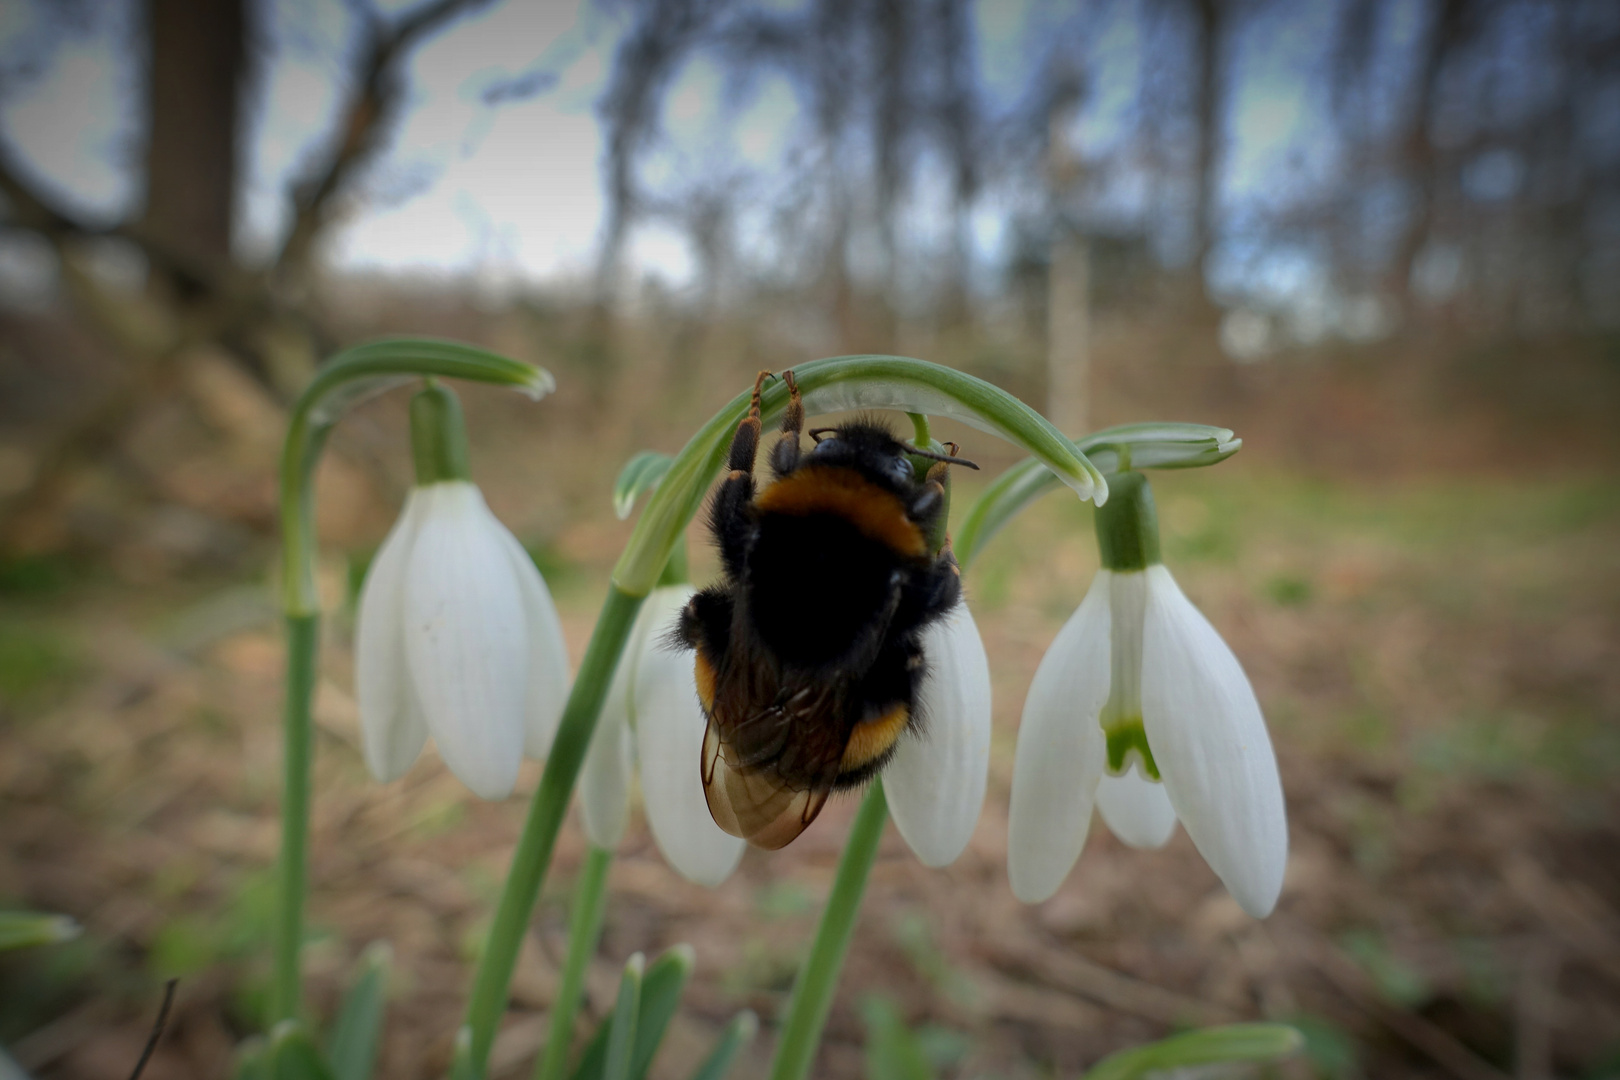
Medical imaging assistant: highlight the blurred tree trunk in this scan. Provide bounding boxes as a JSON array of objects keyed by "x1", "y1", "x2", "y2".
[
  {"x1": 142, "y1": 0, "x2": 245, "y2": 289},
  {"x1": 1046, "y1": 93, "x2": 1089, "y2": 436},
  {"x1": 1047, "y1": 229, "x2": 1091, "y2": 436},
  {"x1": 1387, "y1": 0, "x2": 1467, "y2": 310},
  {"x1": 1190, "y1": 0, "x2": 1224, "y2": 300},
  {"x1": 936, "y1": 0, "x2": 977, "y2": 331},
  {"x1": 869, "y1": 0, "x2": 907, "y2": 351}
]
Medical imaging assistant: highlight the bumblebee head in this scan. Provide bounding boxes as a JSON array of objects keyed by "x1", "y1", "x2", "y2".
[
  {"x1": 806, "y1": 421, "x2": 918, "y2": 488},
  {"x1": 807, "y1": 421, "x2": 979, "y2": 491}
]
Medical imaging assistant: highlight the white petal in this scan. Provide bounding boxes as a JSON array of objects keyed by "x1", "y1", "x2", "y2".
[
  {"x1": 1095, "y1": 766, "x2": 1178, "y2": 850},
  {"x1": 1007, "y1": 572, "x2": 1112, "y2": 903},
  {"x1": 579, "y1": 697, "x2": 634, "y2": 849},
  {"x1": 402, "y1": 482, "x2": 529, "y2": 800},
  {"x1": 489, "y1": 521, "x2": 572, "y2": 759},
  {"x1": 356, "y1": 490, "x2": 430, "y2": 782},
  {"x1": 634, "y1": 593, "x2": 745, "y2": 886},
  {"x1": 577, "y1": 586, "x2": 678, "y2": 849},
  {"x1": 1141, "y1": 565, "x2": 1287, "y2": 917},
  {"x1": 884, "y1": 602, "x2": 991, "y2": 868}
]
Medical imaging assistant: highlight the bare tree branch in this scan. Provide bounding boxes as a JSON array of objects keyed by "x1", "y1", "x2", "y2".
[{"x1": 274, "y1": 0, "x2": 493, "y2": 280}]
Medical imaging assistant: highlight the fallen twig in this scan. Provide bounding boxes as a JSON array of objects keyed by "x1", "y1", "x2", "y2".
[{"x1": 128, "y1": 978, "x2": 178, "y2": 1080}]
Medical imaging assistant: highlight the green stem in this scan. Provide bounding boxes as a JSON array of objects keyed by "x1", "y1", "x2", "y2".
[
  {"x1": 271, "y1": 612, "x2": 319, "y2": 1023},
  {"x1": 767, "y1": 782, "x2": 890, "y2": 1080},
  {"x1": 534, "y1": 846, "x2": 614, "y2": 1080},
  {"x1": 462, "y1": 585, "x2": 645, "y2": 1073}
]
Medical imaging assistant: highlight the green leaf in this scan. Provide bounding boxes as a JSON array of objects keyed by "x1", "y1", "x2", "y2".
[
  {"x1": 449, "y1": 1027, "x2": 479, "y2": 1080},
  {"x1": 325, "y1": 942, "x2": 390, "y2": 1080},
  {"x1": 953, "y1": 422, "x2": 1240, "y2": 570},
  {"x1": 631, "y1": 945, "x2": 695, "y2": 1079},
  {"x1": 567, "y1": 1021, "x2": 611, "y2": 1080},
  {"x1": 686, "y1": 1011, "x2": 759, "y2": 1080},
  {"x1": 1081, "y1": 1023, "x2": 1304, "y2": 1080},
  {"x1": 613, "y1": 452, "x2": 675, "y2": 520},
  {"x1": 860, "y1": 996, "x2": 936, "y2": 1080},
  {"x1": 0, "y1": 911, "x2": 80, "y2": 951},
  {"x1": 603, "y1": 953, "x2": 645, "y2": 1080},
  {"x1": 572, "y1": 954, "x2": 647, "y2": 1080},
  {"x1": 612, "y1": 356, "x2": 1107, "y2": 596},
  {"x1": 269, "y1": 1021, "x2": 338, "y2": 1080}
]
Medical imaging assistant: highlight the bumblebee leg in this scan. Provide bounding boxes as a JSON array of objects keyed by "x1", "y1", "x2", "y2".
[
  {"x1": 711, "y1": 371, "x2": 773, "y2": 578},
  {"x1": 770, "y1": 369, "x2": 804, "y2": 477}
]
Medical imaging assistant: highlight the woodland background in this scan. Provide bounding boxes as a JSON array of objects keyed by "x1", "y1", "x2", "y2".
[{"x1": 0, "y1": 0, "x2": 1617, "y2": 1077}]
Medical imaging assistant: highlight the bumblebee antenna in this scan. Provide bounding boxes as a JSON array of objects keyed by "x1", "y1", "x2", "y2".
[{"x1": 901, "y1": 443, "x2": 980, "y2": 469}]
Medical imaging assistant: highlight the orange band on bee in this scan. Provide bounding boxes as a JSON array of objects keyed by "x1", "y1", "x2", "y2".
[
  {"x1": 840, "y1": 703, "x2": 910, "y2": 771},
  {"x1": 693, "y1": 651, "x2": 717, "y2": 714},
  {"x1": 756, "y1": 466, "x2": 926, "y2": 558}
]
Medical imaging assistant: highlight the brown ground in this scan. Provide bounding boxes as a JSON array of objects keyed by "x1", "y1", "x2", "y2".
[{"x1": 2, "y1": 308, "x2": 1618, "y2": 1079}]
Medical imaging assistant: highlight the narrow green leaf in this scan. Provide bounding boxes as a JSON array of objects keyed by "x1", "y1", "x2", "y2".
[
  {"x1": 556, "y1": 954, "x2": 650, "y2": 1080},
  {"x1": 860, "y1": 996, "x2": 936, "y2": 1080},
  {"x1": 603, "y1": 953, "x2": 645, "y2": 1080},
  {"x1": 269, "y1": 1021, "x2": 338, "y2": 1080},
  {"x1": 0, "y1": 911, "x2": 80, "y2": 951},
  {"x1": 1082, "y1": 1023, "x2": 1304, "y2": 1080},
  {"x1": 567, "y1": 1020, "x2": 612, "y2": 1080},
  {"x1": 536, "y1": 847, "x2": 614, "y2": 1080},
  {"x1": 630, "y1": 945, "x2": 695, "y2": 1079},
  {"x1": 326, "y1": 942, "x2": 391, "y2": 1080},
  {"x1": 953, "y1": 422, "x2": 1240, "y2": 570},
  {"x1": 686, "y1": 1011, "x2": 759, "y2": 1080},
  {"x1": 613, "y1": 452, "x2": 675, "y2": 520},
  {"x1": 449, "y1": 1027, "x2": 480, "y2": 1080}
]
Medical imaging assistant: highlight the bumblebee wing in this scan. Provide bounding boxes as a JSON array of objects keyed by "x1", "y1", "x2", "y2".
[
  {"x1": 703, "y1": 715, "x2": 832, "y2": 849},
  {"x1": 700, "y1": 678, "x2": 845, "y2": 849}
]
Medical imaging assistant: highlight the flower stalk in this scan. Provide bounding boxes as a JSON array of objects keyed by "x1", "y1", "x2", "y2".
[
  {"x1": 535, "y1": 845, "x2": 614, "y2": 1080},
  {"x1": 767, "y1": 781, "x2": 889, "y2": 1080},
  {"x1": 271, "y1": 338, "x2": 551, "y2": 1026},
  {"x1": 462, "y1": 584, "x2": 643, "y2": 1070}
]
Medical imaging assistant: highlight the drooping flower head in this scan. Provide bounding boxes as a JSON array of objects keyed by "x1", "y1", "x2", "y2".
[
  {"x1": 356, "y1": 381, "x2": 571, "y2": 799},
  {"x1": 1008, "y1": 470, "x2": 1287, "y2": 917}
]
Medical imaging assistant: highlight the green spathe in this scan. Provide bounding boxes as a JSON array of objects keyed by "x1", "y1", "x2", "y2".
[
  {"x1": 409, "y1": 381, "x2": 471, "y2": 484},
  {"x1": 1094, "y1": 471, "x2": 1161, "y2": 572}
]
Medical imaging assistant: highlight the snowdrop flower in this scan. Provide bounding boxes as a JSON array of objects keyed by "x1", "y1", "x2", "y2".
[
  {"x1": 580, "y1": 583, "x2": 993, "y2": 881},
  {"x1": 1008, "y1": 471, "x2": 1287, "y2": 917},
  {"x1": 580, "y1": 582, "x2": 747, "y2": 886},
  {"x1": 356, "y1": 383, "x2": 570, "y2": 800}
]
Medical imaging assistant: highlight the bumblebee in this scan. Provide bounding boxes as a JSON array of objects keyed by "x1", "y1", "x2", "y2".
[{"x1": 675, "y1": 370, "x2": 977, "y2": 848}]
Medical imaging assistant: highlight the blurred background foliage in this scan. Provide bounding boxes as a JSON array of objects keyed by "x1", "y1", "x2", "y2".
[{"x1": 0, "y1": 0, "x2": 1616, "y2": 1077}]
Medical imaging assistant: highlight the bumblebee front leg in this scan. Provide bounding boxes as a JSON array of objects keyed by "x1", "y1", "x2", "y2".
[
  {"x1": 711, "y1": 370, "x2": 773, "y2": 578},
  {"x1": 770, "y1": 369, "x2": 804, "y2": 477}
]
